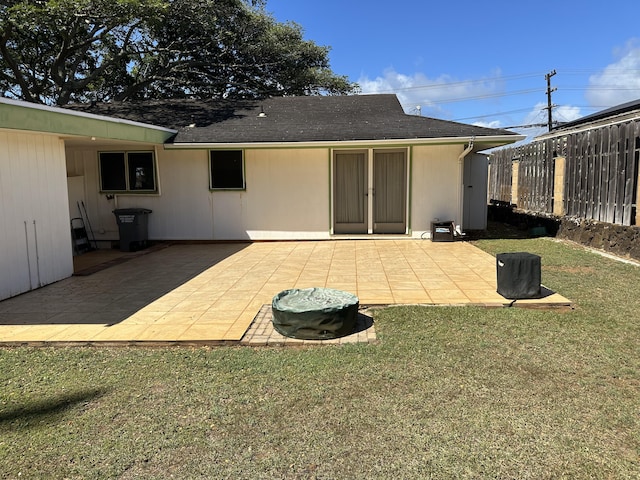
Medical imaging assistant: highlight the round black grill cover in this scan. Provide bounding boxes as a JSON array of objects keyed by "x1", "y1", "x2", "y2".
[{"x1": 271, "y1": 288, "x2": 359, "y2": 340}]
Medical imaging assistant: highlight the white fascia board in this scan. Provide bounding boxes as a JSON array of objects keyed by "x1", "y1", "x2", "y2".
[{"x1": 164, "y1": 134, "x2": 525, "y2": 150}]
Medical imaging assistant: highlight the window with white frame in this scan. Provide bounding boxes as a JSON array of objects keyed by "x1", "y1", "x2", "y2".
[{"x1": 99, "y1": 151, "x2": 157, "y2": 192}]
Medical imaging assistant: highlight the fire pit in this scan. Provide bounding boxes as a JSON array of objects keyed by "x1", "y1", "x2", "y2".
[{"x1": 271, "y1": 287, "x2": 359, "y2": 340}]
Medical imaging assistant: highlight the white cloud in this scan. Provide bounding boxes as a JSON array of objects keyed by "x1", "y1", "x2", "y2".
[
  {"x1": 357, "y1": 68, "x2": 503, "y2": 118},
  {"x1": 586, "y1": 39, "x2": 640, "y2": 107},
  {"x1": 522, "y1": 102, "x2": 549, "y2": 126},
  {"x1": 554, "y1": 105, "x2": 582, "y2": 124},
  {"x1": 472, "y1": 120, "x2": 503, "y2": 129}
]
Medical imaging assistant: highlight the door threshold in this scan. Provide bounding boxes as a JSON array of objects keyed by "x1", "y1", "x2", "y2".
[{"x1": 330, "y1": 234, "x2": 412, "y2": 240}]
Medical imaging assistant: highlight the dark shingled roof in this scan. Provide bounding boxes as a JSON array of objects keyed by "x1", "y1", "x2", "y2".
[
  {"x1": 551, "y1": 97, "x2": 640, "y2": 132},
  {"x1": 66, "y1": 94, "x2": 519, "y2": 144}
]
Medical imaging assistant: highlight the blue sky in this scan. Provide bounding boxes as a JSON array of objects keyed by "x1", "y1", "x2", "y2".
[{"x1": 266, "y1": 0, "x2": 640, "y2": 141}]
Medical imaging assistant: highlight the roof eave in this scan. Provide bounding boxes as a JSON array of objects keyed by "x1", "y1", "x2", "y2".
[
  {"x1": 164, "y1": 134, "x2": 524, "y2": 150},
  {"x1": 538, "y1": 109, "x2": 640, "y2": 140},
  {"x1": 0, "y1": 97, "x2": 177, "y2": 144}
]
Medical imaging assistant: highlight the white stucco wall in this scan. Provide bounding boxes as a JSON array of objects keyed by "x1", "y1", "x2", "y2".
[
  {"x1": 410, "y1": 144, "x2": 463, "y2": 237},
  {"x1": 0, "y1": 130, "x2": 73, "y2": 300}
]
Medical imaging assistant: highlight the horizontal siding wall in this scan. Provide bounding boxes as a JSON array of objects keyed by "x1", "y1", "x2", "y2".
[{"x1": 0, "y1": 130, "x2": 73, "y2": 300}]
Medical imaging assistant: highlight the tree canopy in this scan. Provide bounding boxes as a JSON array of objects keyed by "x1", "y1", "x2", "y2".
[{"x1": 0, "y1": 0, "x2": 357, "y2": 105}]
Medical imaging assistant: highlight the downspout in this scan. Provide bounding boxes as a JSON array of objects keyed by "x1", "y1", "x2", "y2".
[{"x1": 456, "y1": 137, "x2": 474, "y2": 235}]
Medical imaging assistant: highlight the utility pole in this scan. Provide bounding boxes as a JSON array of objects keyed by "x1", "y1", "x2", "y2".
[{"x1": 544, "y1": 70, "x2": 557, "y2": 131}]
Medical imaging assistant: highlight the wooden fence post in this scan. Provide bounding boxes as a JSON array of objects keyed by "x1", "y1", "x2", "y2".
[
  {"x1": 637, "y1": 165, "x2": 640, "y2": 226},
  {"x1": 511, "y1": 160, "x2": 519, "y2": 206},
  {"x1": 553, "y1": 156, "x2": 566, "y2": 216}
]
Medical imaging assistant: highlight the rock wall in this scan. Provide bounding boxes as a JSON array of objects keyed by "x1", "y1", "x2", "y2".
[
  {"x1": 557, "y1": 218, "x2": 640, "y2": 261},
  {"x1": 487, "y1": 204, "x2": 640, "y2": 261}
]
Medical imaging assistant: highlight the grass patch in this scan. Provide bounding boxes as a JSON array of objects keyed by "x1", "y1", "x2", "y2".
[{"x1": 1, "y1": 237, "x2": 639, "y2": 478}]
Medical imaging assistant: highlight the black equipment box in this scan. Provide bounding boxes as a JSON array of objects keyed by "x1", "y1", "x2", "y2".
[
  {"x1": 431, "y1": 221, "x2": 454, "y2": 242},
  {"x1": 496, "y1": 252, "x2": 541, "y2": 299}
]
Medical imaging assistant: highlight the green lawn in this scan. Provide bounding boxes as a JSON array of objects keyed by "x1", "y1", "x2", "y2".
[{"x1": 1, "y1": 236, "x2": 639, "y2": 479}]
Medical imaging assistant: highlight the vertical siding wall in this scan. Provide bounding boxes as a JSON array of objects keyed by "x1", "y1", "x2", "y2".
[
  {"x1": 0, "y1": 130, "x2": 73, "y2": 300},
  {"x1": 68, "y1": 143, "x2": 469, "y2": 241},
  {"x1": 66, "y1": 146, "x2": 331, "y2": 241},
  {"x1": 410, "y1": 144, "x2": 462, "y2": 236},
  {"x1": 241, "y1": 149, "x2": 330, "y2": 239}
]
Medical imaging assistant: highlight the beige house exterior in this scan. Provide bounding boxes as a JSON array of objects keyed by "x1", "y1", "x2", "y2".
[{"x1": 1, "y1": 95, "x2": 523, "y2": 300}]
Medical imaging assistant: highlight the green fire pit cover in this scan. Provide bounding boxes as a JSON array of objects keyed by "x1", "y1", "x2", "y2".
[{"x1": 271, "y1": 287, "x2": 359, "y2": 340}]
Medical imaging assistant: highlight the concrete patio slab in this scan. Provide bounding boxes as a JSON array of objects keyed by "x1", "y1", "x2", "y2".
[{"x1": 0, "y1": 240, "x2": 573, "y2": 346}]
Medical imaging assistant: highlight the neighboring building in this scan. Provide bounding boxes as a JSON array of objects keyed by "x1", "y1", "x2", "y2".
[
  {"x1": 1, "y1": 94, "x2": 523, "y2": 299},
  {"x1": 548, "y1": 98, "x2": 640, "y2": 134}
]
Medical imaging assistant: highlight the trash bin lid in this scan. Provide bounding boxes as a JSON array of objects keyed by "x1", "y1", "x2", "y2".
[{"x1": 113, "y1": 208, "x2": 152, "y2": 214}]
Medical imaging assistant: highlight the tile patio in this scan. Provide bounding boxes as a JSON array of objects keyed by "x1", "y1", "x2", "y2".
[{"x1": 0, "y1": 240, "x2": 572, "y2": 346}]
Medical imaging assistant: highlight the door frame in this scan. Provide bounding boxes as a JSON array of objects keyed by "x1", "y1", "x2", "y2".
[
  {"x1": 373, "y1": 148, "x2": 408, "y2": 234},
  {"x1": 332, "y1": 150, "x2": 368, "y2": 234},
  {"x1": 331, "y1": 147, "x2": 409, "y2": 235}
]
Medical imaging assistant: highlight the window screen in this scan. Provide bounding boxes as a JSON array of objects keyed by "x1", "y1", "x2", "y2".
[
  {"x1": 99, "y1": 152, "x2": 127, "y2": 191},
  {"x1": 128, "y1": 152, "x2": 156, "y2": 191},
  {"x1": 99, "y1": 151, "x2": 156, "y2": 192},
  {"x1": 210, "y1": 150, "x2": 244, "y2": 189}
]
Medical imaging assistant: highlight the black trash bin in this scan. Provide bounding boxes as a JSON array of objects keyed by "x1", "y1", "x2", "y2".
[
  {"x1": 113, "y1": 208, "x2": 152, "y2": 252},
  {"x1": 496, "y1": 252, "x2": 541, "y2": 299}
]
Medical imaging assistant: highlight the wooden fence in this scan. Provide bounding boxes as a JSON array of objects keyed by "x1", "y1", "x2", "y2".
[
  {"x1": 487, "y1": 148, "x2": 513, "y2": 204},
  {"x1": 565, "y1": 121, "x2": 639, "y2": 225},
  {"x1": 489, "y1": 120, "x2": 639, "y2": 226},
  {"x1": 516, "y1": 140, "x2": 556, "y2": 213}
]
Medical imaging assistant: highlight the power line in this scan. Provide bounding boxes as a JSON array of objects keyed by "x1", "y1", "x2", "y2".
[
  {"x1": 451, "y1": 107, "x2": 536, "y2": 122},
  {"x1": 558, "y1": 86, "x2": 640, "y2": 91},
  {"x1": 502, "y1": 123, "x2": 553, "y2": 129},
  {"x1": 557, "y1": 68, "x2": 640, "y2": 74},
  {"x1": 398, "y1": 88, "x2": 542, "y2": 107},
  {"x1": 364, "y1": 70, "x2": 640, "y2": 96}
]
